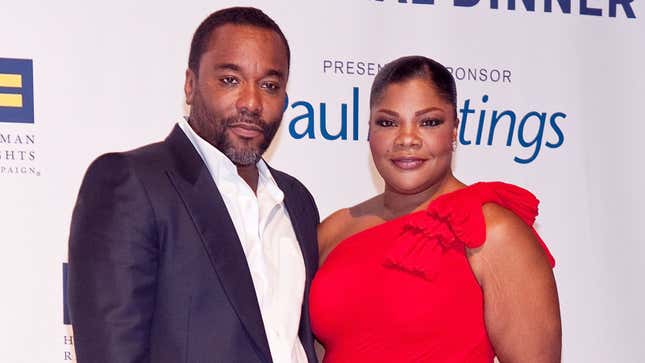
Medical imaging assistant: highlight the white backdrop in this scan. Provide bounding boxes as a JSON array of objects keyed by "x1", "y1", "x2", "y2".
[{"x1": 1, "y1": 0, "x2": 643, "y2": 361}]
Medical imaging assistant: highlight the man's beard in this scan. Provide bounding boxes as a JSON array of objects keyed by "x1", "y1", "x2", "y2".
[{"x1": 188, "y1": 91, "x2": 281, "y2": 166}]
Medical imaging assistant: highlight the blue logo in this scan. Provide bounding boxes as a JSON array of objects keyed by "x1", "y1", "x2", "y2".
[
  {"x1": 286, "y1": 87, "x2": 361, "y2": 141},
  {"x1": 63, "y1": 263, "x2": 71, "y2": 325},
  {"x1": 458, "y1": 94, "x2": 565, "y2": 164},
  {"x1": 0, "y1": 58, "x2": 34, "y2": 124},
  {"x1": 285, "y1": 88, "x2": 567, "y2": 164}
]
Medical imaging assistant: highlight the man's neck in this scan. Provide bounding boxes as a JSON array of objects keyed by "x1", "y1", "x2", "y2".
[{"x1": 237, "y1": 164, "x2": 260, "y2": 194}]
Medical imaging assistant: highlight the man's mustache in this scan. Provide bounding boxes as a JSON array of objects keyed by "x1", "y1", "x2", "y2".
[{"x1": 223, "y1": 115, "x2": 267, "y2": 130}]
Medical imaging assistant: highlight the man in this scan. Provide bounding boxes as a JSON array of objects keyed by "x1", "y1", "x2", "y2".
[{"x1": 68, "y1": 7, "x2": 319, "y2": 363}]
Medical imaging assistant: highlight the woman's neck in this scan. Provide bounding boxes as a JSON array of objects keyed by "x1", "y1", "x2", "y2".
[{"x1": 381, "y1": 174, "x2": 463, "y2": 220}]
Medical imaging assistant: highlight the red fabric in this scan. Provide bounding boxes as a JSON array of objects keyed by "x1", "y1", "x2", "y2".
[{"x1": 309, "y1": 182, "x2": 555, "y2": 363}]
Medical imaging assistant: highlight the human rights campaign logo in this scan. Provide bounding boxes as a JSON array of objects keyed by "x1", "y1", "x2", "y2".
[{"x1": 0, "y1": 58, "x2": 34, "y2": 124}]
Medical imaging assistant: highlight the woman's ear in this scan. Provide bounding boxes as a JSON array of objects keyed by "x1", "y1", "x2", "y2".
[{"x1": 453, "y1": 118, "x2": 459, "y2": 138}]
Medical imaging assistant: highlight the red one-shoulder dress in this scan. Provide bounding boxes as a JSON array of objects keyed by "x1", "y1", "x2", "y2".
[{"x1": 310, "y1": 182, "x2": 555, "y2": 363}]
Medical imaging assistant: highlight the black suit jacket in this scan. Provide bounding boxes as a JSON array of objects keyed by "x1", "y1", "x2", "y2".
[{"x1": 68, "y1": 125, "x2": 320, "y2": 363}]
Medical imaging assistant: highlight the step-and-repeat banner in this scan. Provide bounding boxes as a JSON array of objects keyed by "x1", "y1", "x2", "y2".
[{"x1": 1, "y1": 0, "x2": 643, "y2": 361}]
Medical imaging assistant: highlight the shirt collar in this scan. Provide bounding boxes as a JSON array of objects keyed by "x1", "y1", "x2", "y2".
[
  {"x1": 177, "y1": 117, "x2": 284, "y2": 203},
  {"x1": 257, "y1": 157, "x2": 285, "y2": 204}
]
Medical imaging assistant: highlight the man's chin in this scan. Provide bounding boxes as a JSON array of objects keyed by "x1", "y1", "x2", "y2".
[
  {"x1": 219, "y1": 133, "x2": 273, "y2": 165},
  {"x1": 223, "y1": 146, "x2": 262, "y2": 166}
]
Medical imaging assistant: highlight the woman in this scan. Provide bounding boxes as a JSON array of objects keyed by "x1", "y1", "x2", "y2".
[{"x1": 309, "y1": 56, "x2": 561, "y2": 362}]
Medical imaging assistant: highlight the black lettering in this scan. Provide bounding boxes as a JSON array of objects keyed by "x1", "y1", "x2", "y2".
[
  {"x1": 334, "y1": 61, "x2": 344, "y2": 74},
  {"x1": 323, "y1": 60, "x2": 332, "y2": 73},
  {"x1": 468, "y1": 68, "x2": 477, "y2": 81},
  {"x1": 357, "y1": 62, "x2": 366, "y2": 75},
  {"x1": 368, "y1": 63, "x2": 376, "y2": 76},
  {"x1": 347, "y1": 61, "x2": 355, "y2": 75},
  {"x1": 479, "y1": 68, "x2": 488, "y2": 81},
  {"x1": 503, "y1": 70, "x2": 512, "y2": 83},
  {"x1": 455, "y1": 67, "x2": 465, "y2": 80},
  {"x1": 490, "y1": 69, "x2": 501, "y2": 82}
]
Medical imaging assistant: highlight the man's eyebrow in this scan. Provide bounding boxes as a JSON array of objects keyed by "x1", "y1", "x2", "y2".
[
  {"x1": 214, "y1": 63, "x2": 240, "y2": 72},
  {"x1": 213, "y1": 64, "x2": 285, "y2": 80},
  {"x1": 265, "y1": 69, "x2": 285, "y2": 80}
]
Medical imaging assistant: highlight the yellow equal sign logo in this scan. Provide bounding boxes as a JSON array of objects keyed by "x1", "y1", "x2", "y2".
[
  {"x1": 0, "y1": 73, "x2": 23, "y2": 108},
  {"x1": 0, "y1": 57, "x2": 34, "y2": 123}
]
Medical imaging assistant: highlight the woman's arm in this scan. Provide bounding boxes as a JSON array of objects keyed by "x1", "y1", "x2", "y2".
[{"x1": 467, "y1": 204, "x2": 561, "y2": 363}]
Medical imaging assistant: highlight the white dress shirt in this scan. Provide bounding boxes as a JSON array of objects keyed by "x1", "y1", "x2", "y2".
[{"x1": 178, "y1": 118, "x2": 308, "y2": 363}]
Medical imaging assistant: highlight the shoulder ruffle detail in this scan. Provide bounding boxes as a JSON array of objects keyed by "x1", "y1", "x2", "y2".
[{"x1": 383, "y1": 182, "x2": 555, "y2": 280}]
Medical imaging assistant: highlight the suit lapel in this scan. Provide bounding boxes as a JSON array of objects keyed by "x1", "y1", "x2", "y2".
[{"x1": 164, "y1": 126, "x2": 272, "y2": 362}]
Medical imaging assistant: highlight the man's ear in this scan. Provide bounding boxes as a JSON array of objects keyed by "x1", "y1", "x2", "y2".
[{"x1": 184, "y1": 68, "x2": 196, "y2": 105}]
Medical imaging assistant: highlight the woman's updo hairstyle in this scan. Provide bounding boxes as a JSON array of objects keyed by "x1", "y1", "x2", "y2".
[{"x1": 370, "y1": 55, "x2": 457, "y2": 118}]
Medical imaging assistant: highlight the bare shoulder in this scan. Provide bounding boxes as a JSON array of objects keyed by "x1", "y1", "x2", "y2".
[
  {"x1": 482, "y1": 203, "x2": 534, "y2": 245},
  {"x1": 318, "y1": 208, "x2": 352, "y2": 257},
  {"x1": 467, "y1": 203, "x2": 552, "y2": 285},
  {"x1": 318, "y1": 195, "x2": 383, "y2": 265}
]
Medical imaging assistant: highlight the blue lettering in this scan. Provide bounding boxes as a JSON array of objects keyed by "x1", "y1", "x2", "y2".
[
  {"x1": 374, "y1": 0, "x2": 435, "y2": 3},
  {"x1": 515, "y1": 111, "x2": 547, "y2": 164},
  {"x1": 488, "y1": 110, "x2": 516, "y2": 146},
  {"x1": 508, "y1": 0, "x2": 536, "y2": 10},
  {"x1": 609, "y1": 0, "x2": 636, "y2": 17},
  {"x1": 545, "y1": 0, "x2": 571, "y2": 12},
  {"x1": 289, "y1": 101, "x2": 316, "y2": 139},
  {"x1": 288, "y1": 87, "x2": 567, "y2": 164},
  {"x1": 455, "y1": 0, "x2": 480, "y2": 6},
  {"x1": 459, "y1": 99, "x2": 475, "y2": 145},
  {"x1": 287, "y1": 88, "x2": 362, "y2": 141},
  {"x1": 352, "y1": 87, "x2": 360, "y2": 141},
  {"x1": 545, "y1": 112, "x2": 566, "y2": 148},
  {"x1": 374, "y1": 0, "x2": 636, "y2": 17},
  {"x1": 475, "y1": 95, "x2": 489, "y2": 145},
  {"x1": 580, "y1": 0, "x2": 603, "y2": 15},
  {"x1": 320, "y1": 103, "x2": 348, "y2": 140}
]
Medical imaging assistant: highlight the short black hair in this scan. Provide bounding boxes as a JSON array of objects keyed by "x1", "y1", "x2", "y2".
[
  {"x1": 370, "y1": 56, "x2": 457, "y2": 117},
  {"x1": 188, "y1": 7, "x2": 290, "y2": 74}
]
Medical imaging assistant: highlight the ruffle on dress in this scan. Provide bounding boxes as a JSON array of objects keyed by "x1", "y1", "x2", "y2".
[{"x1": 383, "y1": 182, "x2": 556, "y2": 280}]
